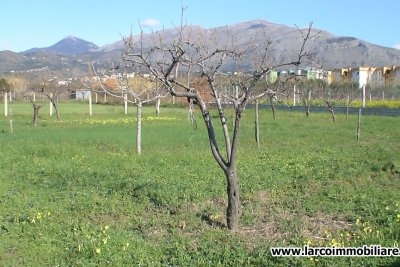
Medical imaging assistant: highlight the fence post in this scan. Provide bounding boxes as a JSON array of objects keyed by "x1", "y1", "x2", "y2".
[
  {"x1": 89, "y1": 91, "x2": 93, "y2": 116},
  {"x1": 362, "y1": 84, "x2": 366, "y2": 108},
  {"x1": 124, "y1": 92, "x2": 128, "y2": 115},
  {"x1": 356, "y1": 108, "x2": 361, "y2": 141},
  {"x1": 293, "y1": 85, "x2": 296, "y2": 106},
  {"x1": 4, "y1": 92, "x2": 8, "y2": 117}
]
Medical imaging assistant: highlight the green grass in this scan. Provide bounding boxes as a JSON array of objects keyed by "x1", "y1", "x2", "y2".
[{"x1": 1, "y1": 101, "x2": 400, "y2": 266}]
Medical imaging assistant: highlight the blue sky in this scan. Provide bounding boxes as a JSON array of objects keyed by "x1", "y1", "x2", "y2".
[{"x1": 1, "y1": 0, "x2": 399, "y2": 52}]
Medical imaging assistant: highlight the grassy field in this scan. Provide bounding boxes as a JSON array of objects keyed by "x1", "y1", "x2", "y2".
[{"x1": 1, "y1": 101, "x2": 399, "y2": 266}]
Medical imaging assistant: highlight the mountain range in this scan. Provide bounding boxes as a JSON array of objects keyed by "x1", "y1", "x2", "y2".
[{"x1": 1, "y1": 19, "x2": 400, "y2": 77}]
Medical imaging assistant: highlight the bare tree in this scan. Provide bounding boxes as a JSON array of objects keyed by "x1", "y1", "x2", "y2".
[
  {"x1": 28, "y1": 94, "x2": 41, "y2": 127},
  {"x1": 87, "y1": 62, "x2": 165, "y2": 155},
  {"x1": 40, "y1": 86, "x2": 62, "y2": 121},
  {"x1": 122, "y1": 17, "x2": 315, "y2": 230},
  {"x1": 324, "y1": 99, "x2": 336, "y2": 123},
  {"x1": 33, "y1": 77, "x2": 70, "y2": 121}
]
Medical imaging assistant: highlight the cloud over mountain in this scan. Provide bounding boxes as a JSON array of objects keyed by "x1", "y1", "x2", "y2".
[{"x1": 141, "y1": 18, "x2": 160, "y2": 28}]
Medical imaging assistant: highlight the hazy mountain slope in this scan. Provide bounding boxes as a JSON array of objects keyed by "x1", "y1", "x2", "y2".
[
  {"x1": 1, "y1": 20, "x2": 400, "y2": 75},
  {"x1": 99, "y1": 20, "x2": 400, "y2": 70},
  {"x1": 0, "y1": 51, "x2": 27, "y2": 71}
]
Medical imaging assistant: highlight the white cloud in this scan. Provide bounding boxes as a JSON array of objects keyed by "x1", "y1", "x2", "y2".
[
  {"x1": 394, "y1": 43, "x2": 400, "y2": 50},
  {"x1": 141, "y1": 18, "x2": 160, "y2": 28}
]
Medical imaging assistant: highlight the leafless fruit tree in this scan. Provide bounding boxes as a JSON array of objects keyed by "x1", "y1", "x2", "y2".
[
  {"x1": 27, "y1": 94, "x2": 41, "y2": 127},
  {"x1": 40, "y1": 85, "x2": 63, "y2": 121},
  {"x1": 122, "y1": 20, "x2": 315, "y2": 230},
  {"x1": 87, "y1": 63, "x2": 166, "y2": 155},
  {"x1": 33, "y1": 77, "x2": 70, "y2": 121}
]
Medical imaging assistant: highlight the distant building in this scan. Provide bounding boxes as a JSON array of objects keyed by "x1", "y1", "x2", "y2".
[
  {"x1": 381, "y1": 66, "x2": 400, "y2": 87},
  {"x1": 70, "y1": 89, "x2": 91, "y2": 100},
  {"x1": 350, "y1": 67, "x2": 375, "y2": 88},
  {"x1": 329, "y1": 68, "x2": 352, "y2": 85}
]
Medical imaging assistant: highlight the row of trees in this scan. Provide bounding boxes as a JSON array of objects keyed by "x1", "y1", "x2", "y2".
[
  {"x1": 1, "y1": 16, "x2": 398, "y2": 231},
  {"x1": 3, "y1": 18, "x2": 316, "y2": 231},
  {"x1": 3, "y1": 70, "x2": 400, "y2": 106}
]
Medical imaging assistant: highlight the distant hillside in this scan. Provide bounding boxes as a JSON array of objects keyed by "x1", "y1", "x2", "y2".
[
  {"x1": 0, "y1": 50, "x2": 27, "y2": 71},
  {"x1": 97, "y1": 19, "x2": 400, "y2": 70},
  {"x1": 1, "y1": 20, "x2": 400, "y2": 76},
  {"x1": 23, "y1": 36, "x2": 98, "y2": 56}
]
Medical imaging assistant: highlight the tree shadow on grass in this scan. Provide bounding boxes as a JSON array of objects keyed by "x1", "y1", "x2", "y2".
[{"x1": 197, "y1": 213, "x2": 226, "y2": 229}]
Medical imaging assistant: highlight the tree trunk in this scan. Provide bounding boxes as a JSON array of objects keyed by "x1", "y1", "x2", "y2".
[
  {"x1": 269, "y1": 96, "x2": 276, "y2": 120},
  {"x1": 329, "y1": 108, "x2": 336, "y2": 123},
  {"x1": 225, "y1": 167, "x2": 240, "y2": 231},
  {"x1": 32, "y1": 104, "x2": 41, "y2": 127},
  {"x1": 51, "y1": 100, "x2": 61, "y2": 121},
  {"x1": 224, "y1": 103, "x2": 247, "y2": 231},
  {"x1": 325, "y1": 101, "x2": 336, "y2": 123},
  {"x1": 306, "y1": 89, "x2": 311, "y2": 117},
  {"x1": 44, "y1": 92, "x2": 61, "y2": 121},
  {"x1": 136, "y1": 101, "x2": 142, "y2": 155}
]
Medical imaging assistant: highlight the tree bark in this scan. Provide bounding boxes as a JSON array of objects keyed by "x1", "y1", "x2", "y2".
[
  {"x1": 328, "y1": 107, "x2": 336, "y2": 123},
  {"x1": 32, "y1": 104, "x2": 41, "y2": 127},
  {"x1": 44, "y1": 92, "x2": 61, "y2": 121},
  {"x1": 51, "y1": 99, "x2": 61, "y2": 121},
  {"x1": 225, "y1": 167, "x2": 240, "y2": 231},
  {"x1": 325, "y1": 100, "x2": 336, "y2": 123},
  {"x1": 306, "y1": 89, "x2": 312, "y2": 117},
  {"x1": 269, "y1": 96, "x2": 276, "y2": 120}
]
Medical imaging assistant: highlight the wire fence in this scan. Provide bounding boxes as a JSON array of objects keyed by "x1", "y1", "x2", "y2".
[{"x1": 255, "y1": 104, "x2": 400, "y2": 117}]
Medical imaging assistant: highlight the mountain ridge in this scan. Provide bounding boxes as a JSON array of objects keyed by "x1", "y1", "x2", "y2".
[
  {"x1": 1, "y1": 19, "x2": 400, "y2": 76},
  {"x1": 23, "y1": 36, "x2": 99, "y2": 56}
]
